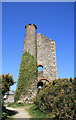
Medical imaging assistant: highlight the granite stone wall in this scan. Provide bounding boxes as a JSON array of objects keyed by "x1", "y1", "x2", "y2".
[
  {"x1": 4, "y1": 95, "x2": 14, "y2": 103},
  {"x1": 23, "y1": 23, "x2": 57, "y2": 81},
  {"x1": 37, "y1": 33, "x2": 57, "y2": 81},
  {"x1": 23, "y1": 24, "x2": 37, "y2": 58}
]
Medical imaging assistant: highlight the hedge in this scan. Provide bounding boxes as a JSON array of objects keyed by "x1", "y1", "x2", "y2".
[{"x1": 34, "y1": 78, "x2": 75, "y2": 119}]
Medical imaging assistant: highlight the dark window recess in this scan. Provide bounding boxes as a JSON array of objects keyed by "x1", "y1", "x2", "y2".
[{"x1": 37, "y1": 81, "x2": 43, "y2": 88}]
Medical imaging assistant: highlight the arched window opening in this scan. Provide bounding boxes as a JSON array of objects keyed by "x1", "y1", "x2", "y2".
[{"x1": 37, "y1": 65, "x2": 43, "y2": 71}]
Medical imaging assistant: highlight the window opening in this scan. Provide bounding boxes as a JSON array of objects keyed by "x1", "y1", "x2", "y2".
[{"x1": 37, "y1": 65, "x2": 43, "y2": 71}]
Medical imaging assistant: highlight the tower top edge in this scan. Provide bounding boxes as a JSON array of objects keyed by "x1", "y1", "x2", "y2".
[
  {"x1": 37, "y1": 33, "x2": 54, "y2": 42},
  {"x1": 25, "y1": 23, "x2": 37, "y2": 29}
]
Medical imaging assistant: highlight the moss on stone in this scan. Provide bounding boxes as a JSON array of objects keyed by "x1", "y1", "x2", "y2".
[{"x1": 15, "y1": 52, "x2": 37, "y2": 100}]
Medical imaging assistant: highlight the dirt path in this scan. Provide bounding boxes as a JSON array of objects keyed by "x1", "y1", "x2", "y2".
[{"x1": 6, "y1": 106, "x2": 32, "y2": 118}]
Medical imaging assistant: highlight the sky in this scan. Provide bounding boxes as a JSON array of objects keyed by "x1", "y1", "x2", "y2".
[{"x1": 2, "y1": 2, "x2": 74, "y2": 91}]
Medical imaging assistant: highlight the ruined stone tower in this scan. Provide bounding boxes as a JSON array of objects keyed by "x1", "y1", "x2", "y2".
[
  {"x1": 23, "y1": 24, "x2": 37, "y2": 58},
  {"x1": 23, "y1": 23, "x2": 57, "y2": 84},
  {"x1": 15, "y1": 23, "x2": 57, "y2": 100}
]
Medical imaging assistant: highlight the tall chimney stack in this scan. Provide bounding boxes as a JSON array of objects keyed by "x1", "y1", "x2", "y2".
[{"x1": 23, "y1": 23, "x2": 37, "y2": 58}]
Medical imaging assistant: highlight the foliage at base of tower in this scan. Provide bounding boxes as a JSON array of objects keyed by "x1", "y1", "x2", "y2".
[
  {"x1": 0, "y1": 73, "x2": 15, "y2": 119},
  {"x1": 2, "y1": 73, "x2": 15, "y2": 96},
  {"x1": 15, "y1": 52, "x2": 37, "y2": 100},
  {"x1": 34, "y1": 78, "x2": 75, "y2": 119}
]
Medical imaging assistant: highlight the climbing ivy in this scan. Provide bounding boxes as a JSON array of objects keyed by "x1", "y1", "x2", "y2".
[{"x1": 15, "y1": 52, "x2": 37, "y2": 100}]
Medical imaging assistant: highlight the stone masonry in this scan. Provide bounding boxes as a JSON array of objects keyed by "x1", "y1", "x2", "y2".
[
  {"x1": 37, "y1": 33, "x2": 57, "y2": 80},
  {"x1": 23, "y1": 24, "x2": 37, "y2": 58},
  {"x1": 23, "y1": 23, "x2": 57, "y2": 82}
]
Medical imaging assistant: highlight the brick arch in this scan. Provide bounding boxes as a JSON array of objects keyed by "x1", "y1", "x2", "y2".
[
  {"x1": 37, "y1": 78, "x2": 51, "y2": 83},
  {"x1": 37, "y1": 64, "x2": 44, "y2": 68}
]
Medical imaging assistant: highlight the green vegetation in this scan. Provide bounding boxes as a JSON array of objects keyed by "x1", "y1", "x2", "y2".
[
  {"x1": 2, "y1": 73, "x2": 15, "y2": 96},
  {"x1": 7, "y1": 102, "x2": 25, "y2": 107},
  {"x1": 15, "y1": 52, "x2": 37, "y2": 100},
  {"x1": 33, "y1": 78, "x2": 75, "y2": 119},
  {"x1": 2, "y1": 105, "x2": 16, "y2": 119},
  {"x1": 28, "y1": 104, "x2": 47, "y2": 118},
  {"x1": 1, "y1": 73, "x2": 15, "y2": 120},
  {"x1": 6, "y1": 102, "x2": 32, "y2": 108}
]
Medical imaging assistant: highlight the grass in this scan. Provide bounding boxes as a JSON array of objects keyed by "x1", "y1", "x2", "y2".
[
  {"x1": 5, "y1": 102, "x2": 59, "y2": 119},
  {"x1": 6, "y1": 103, "x2": 47, "y2": 118},
  {"x1": 6, "y1": 102, "x2": 25, "y2": 108},
  {"x1": 26, "y1": 104, "x2": 60, "y2": 119},
  {"x1": 6, "y1": 102, "x2": 33, "y2": 108},
  {"x1": 27, "y1": 104, "x2": 47, "y2": 118}
]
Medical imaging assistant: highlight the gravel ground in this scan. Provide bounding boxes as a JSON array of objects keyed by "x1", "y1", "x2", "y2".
[{"x1": 6, "y1": 106, "x2": 32, "y2": 118}]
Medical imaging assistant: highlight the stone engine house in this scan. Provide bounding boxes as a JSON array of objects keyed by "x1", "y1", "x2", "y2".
[{"x1": 23, "y1": 23, "x2": 57, "y2": 86}]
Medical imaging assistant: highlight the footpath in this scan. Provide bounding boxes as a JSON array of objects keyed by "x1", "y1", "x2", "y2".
[{"x1": 6, "y1": 106, "x2": 32, "y2": 119}]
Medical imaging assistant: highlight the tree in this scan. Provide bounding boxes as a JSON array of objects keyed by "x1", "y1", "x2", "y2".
[
  {"x1": 1, "y1": 73, "x2": 15, "y2": 96},
  {"x1": 1, "y1": 73, "x2": 16, "y2": 119}
]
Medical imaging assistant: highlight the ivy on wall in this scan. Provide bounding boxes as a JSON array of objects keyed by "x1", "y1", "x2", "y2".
[{"x1": 15, "y1": 52, "x2": 37, "y2": 100}]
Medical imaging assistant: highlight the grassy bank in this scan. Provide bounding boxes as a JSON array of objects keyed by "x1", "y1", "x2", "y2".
[
  {"x1": 27, "y1": 104, "x2": 61, "y2": 119},
  {"x1": 27, "y1": 104, "x2": 47, "y2": 118}
]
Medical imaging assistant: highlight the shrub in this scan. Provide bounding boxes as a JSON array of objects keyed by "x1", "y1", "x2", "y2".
[
  {"x1": 2, "y1": 105, "x2": 8, "y2": 119},
  {"x1": 7, "y1": 102, "x2": 25, "y2": 107},
  {"x1": 1, "y1": 73, "x2": 15, "y2": 96},
  {"x1": 15, "y1": 52, "x2": 37, "y2": 100},
  {"x1": 28, "y1": 104, "x2": 46, "y2": 118},
  {"x1": 34, "y1": 78, "x2": 75, "y2": 119},
  {"x1": 1, "y1": 73, "x2": 15, "y2": 119}
]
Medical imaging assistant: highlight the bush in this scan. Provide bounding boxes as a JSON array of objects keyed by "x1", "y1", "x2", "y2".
[
  {"x1": 2, "y1": 105, "x2": 8, "y2": 119},
  {"x1": 1, "y1": 73, "x2": 15, "y2": 120},
  {"x1": 34, "y1": 78, "x2": 75, "y2": 119},
  {"x1": 28, "y1": 104, "x2": 46, "y2": 118},
  {"x1": 1, "y1": 73, "x2": 15, "y2": 96},
  {"x1": 15, "y1": 52, "x2": 37, "y2": 100},
  {"x1": 7, "y1": 102, "x2": 25, "y2": 107}
]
